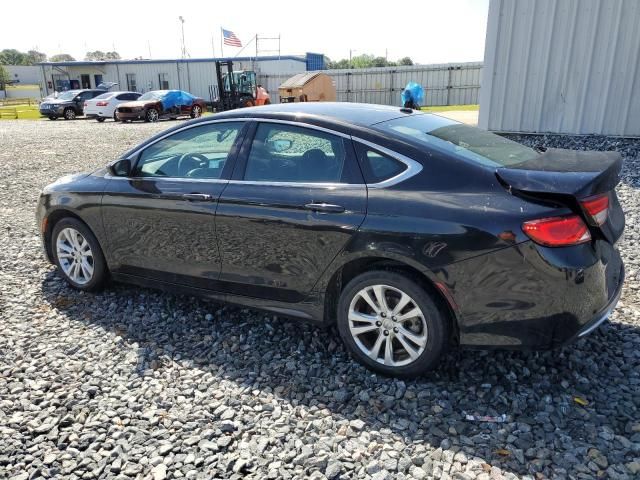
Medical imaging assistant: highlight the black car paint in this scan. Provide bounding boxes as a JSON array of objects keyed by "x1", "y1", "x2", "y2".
[
  {"x1": 39, "y1": 89, "x2": 106, "y2": 118},
  {"x1": 37, "y1": 103, "x2": 625, "y2": 349}
]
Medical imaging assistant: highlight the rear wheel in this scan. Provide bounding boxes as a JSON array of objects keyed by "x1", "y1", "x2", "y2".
[
  {"x1": 63, "y1": 108, "x2": 76, "y2": 120},
  {"x1": 113, "y1": 111, "x2": 119, "y2": 122},
  {"x1": 190, "y1": 105, "x2": 202, "y2": 118},
  {"x1": 51, "y1": 217, "x2": 107, "y2": 291},
  {"x1": 96, "y1": 117, "x2": 105, "y2": 123},
  {"x1": 243, "y1": 99, "x2": 254, "y2": 108},
  {"x1": 337, "y1": 271, "x2": 449, "y2": 378},
  {"x1": 48, "y1": 116, "x2": 57, "y2": 120},
  {"x1": 145, "y1": 108, "x2": 159, "y2": 122}
]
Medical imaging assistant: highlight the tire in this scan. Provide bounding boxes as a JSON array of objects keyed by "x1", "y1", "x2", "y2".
[
  {"x1": 190, "y1": 104, "x2": 202, "y2": 118},
  {"x1": 336, "y1": 271, "x2": 449, "y2": 378},
  {"x1": 145, "y1": 108, "x2": 159, "y2": 122},
  {"x1": 96, "y1": 117, "x2": 105, "y2": 123},
  {"x1": 51, "y1": 217, "x2": 107, "y2": 292},
  {"x1": 243, "y1": 99, "x2": 254, "y2": 108},
  {"x1": 48, "y1": 116, "x2": 57, "y2": 120},
  {"x1": 63, "y1": 108, "x2": 76, "y2": 120},
  {"x1": 263, "y1": 98, "x2": 271, "y2": 105},
  {"x1": 113, "y1": 111, "x2": 119, "y2": 122}
]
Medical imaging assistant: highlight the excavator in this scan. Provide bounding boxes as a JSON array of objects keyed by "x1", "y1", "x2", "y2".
[{"x1": 211, "y1": 60, "x2": 270, "y2": 112}]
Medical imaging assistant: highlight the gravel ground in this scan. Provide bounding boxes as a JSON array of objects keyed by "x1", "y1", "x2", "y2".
[{"x1": 1, "y1": 120, "x2": 639, "y2": 480}]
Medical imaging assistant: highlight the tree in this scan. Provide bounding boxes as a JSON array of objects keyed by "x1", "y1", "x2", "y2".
[
  {"x1": 398, "y1": 57, "x2": 414, "y2": 66},
  {"x1": 85, "y1": 50, "x2": 121, "y2": 61},
  {"x1": 326, "y1": 53, "x2": 414, "y2": 69},
  {"x1": 27, "y1": 50, "x2": 47, "y2": 64},
  {"x1": 0, "y1": 64, "x2": 10, "y2": 91},
  {"x1": 0, "y1": 49, "x2": 28, "y2": 65},
  {"x1": 50, "y1": 54, "x2": 76, "y2": 62}
]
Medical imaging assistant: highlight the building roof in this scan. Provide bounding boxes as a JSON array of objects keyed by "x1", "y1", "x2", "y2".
[
  {"x1": 279, "y1": 72, "x2": 323, "y2": 89},
  {"x1": 38, "y1": 54, "x2": 310, "y2": 67}
]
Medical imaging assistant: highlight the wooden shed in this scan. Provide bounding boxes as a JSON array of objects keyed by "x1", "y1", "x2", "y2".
[{"x1": 278, "y1": 72, "x2": 336, "y2": 103}]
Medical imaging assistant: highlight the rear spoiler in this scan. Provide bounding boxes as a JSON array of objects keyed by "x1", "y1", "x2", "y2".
[{"x1": 495, "y1": 149, "x2": 622, "y2": 198}]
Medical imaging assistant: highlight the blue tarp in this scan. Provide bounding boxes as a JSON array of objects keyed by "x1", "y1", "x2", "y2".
[
  {"x1": 161, "y1": 90, "x2": 196, "y2": 110},
  {"x1": 401, "y1": 82, "x2": 424, "y2": 107}
]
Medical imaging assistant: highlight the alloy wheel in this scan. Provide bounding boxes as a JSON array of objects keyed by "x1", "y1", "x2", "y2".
[
  {"x1": 348, "y1": 284, "x2": 428, "y2": 367},
  {"x1": 192, "y1": 105, "x2": 202, "y2": 117},
  {"x1": 56, "y1": 227, "x2": 94, "y2": 285},
  {"x1": 147, "y1": 109, "x2": 159, "y2": 122},
  {"x1": 64, "y1": 109, "x2": 76, "y2": 120}
]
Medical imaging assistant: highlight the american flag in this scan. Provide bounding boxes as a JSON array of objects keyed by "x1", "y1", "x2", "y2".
[{"x1": 222, "y1": 29, "x2": 242, "y2": 47}]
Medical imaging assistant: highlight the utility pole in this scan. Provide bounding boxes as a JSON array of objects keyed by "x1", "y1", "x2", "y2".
[
  {"x1": 147, "y1": 41, "x2": 152, "y2": 59},
  {"x1": 179, "y1": 16, "x2": 187, "y2": 58}
]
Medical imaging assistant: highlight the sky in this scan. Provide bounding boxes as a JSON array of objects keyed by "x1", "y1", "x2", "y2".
[{"x1": 1, "y1": 0, "x2": 490, "y2": 64}]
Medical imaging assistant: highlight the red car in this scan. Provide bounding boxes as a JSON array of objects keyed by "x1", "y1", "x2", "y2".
[{"x1": 116, "y1": 90, "x2": 205, "y2": 122}]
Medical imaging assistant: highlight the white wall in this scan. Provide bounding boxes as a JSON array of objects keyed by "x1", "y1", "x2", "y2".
[
  {"x1": 5, "y1": 65, "x2": 41, "y2": 85},
  {"x1": 479, "y1": 0, "x2": 640, "y2": 136}
]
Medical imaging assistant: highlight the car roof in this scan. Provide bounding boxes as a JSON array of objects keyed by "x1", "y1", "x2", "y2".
[{"x1": 209, "y1": 102, "x2": 420, "y2": 128}]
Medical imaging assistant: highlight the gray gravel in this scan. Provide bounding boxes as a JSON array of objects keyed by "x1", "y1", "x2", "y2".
[{"x1": 1, "y1": 119, "x2": 639, "y2": 480}]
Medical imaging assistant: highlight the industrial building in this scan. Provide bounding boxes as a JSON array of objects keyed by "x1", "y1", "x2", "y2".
[
  {"x1": 38, "y1": 53, "x2": 325, "y2": 103},
  {"x1": 479, "y1": 0, "x2": 640, "y2": 136}
]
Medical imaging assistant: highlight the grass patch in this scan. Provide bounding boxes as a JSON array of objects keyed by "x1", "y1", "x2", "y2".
[
  {"x1": 421, "y1": 104, "x2": 479, "y2": 112},
  {"x1": 0, "y1": 104, "x2": 42, "y2": 120}
]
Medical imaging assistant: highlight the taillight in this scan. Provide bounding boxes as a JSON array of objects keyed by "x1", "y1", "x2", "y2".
[
  {"x1": 522, "y1": 215, "x2": 591, "y2": 247},
  {"x1": 580, "y1": 193, "x2": 609, "y2": 226},
  {"x1": 96, "y1": 101, "x2": 109, "y2": 106}
]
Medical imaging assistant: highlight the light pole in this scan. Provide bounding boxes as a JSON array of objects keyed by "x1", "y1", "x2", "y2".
[
  {"x1": 179, "y1": 16, "x2": 187, "y2": 58},
  {"x1": 349, "y1": 49, "x2": 357, "y2": 69}
]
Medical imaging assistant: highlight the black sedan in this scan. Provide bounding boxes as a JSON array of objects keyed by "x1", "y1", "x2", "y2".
[{"x1": 36, "y1": 103, "x2": 625, "y2": 377}]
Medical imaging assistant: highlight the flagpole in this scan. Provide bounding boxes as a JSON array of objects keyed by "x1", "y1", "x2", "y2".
[{"x1": 220, "y1": 27, "x2": 224, "y2": 58}]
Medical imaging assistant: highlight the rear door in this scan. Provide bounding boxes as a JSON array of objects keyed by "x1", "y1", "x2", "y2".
[
  {"x1": 102, "y1": 120, "x2": 247, "y2": 288},
  {"x1": 215, "y1": 120, "x2": 367, "y2": 302}
]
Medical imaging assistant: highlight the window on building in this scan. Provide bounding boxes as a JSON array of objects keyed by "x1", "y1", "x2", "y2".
[
  {"x1": 126, "y1": 73, "x2": 137, "y2": 92},
  {"x1": 158, "y1": 73, "x2": 169, "y2": 90}
]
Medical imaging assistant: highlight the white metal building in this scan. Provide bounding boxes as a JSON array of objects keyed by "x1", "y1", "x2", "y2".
[
  {"x1": 479, "y1": 0, "x2": 640, "y2": 136},
  {"x1": 38, "y1": 54, "x2": 321, "y2": 102},
  {"x1": 4, "y1": 65, "x2": 42, "y2": 85}
]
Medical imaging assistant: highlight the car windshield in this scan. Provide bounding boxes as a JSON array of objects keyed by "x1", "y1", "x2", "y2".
[
  {"x1": 57, "y1": 91, "x2": 78, "y2": 101},
  {"x1": 138, "y1": 91, "x2": 167, "y2": 101},
  {"x1": 374, "y1": 114, "x2": 539, "y2": 167}
]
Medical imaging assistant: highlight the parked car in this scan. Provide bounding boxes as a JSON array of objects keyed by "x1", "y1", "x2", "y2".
[
  {"x1": 39, "y1": 89, "x2": 108, "y2": 120},
  {"x1": 36, "y1": 103, "x2": 625, "y2": 378},
  {"x1": 116, "y1": 90, "x2": 205, "y2": 123},
  {"x1": 84, "y1": 91, "x2": 142, "y2": 122}
]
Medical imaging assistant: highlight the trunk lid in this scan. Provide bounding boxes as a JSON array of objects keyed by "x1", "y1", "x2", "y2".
[{"x1": 496, "y1": 148, "x2": 624, "y2": 244}]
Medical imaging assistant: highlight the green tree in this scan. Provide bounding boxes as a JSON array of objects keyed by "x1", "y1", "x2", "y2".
[
  {"x1": 85, "y1": 50, "x2": 121, "y2": 61},
  {"x1": 0, "y1": 49, "x2": 28, "y2": 65},
  {"x1": 27, "y1": 50, "x2": 47, "y2": 64},
  {"x1": 105, "y1": 51, "x2": 121, "y2": 60},
  {"x1": 398, "y1": 57, "x2": 414, "y2": 66},
  {"x1": 0, "y1": 64, "x2": 10, "y2": 92},
  {"x1": 50, "y1": 54, "x2": 76, "y2": 62}
]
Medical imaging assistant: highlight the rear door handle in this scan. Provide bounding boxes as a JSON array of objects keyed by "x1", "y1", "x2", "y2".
[
  {"x1": 182, "y1": 193, "x2": 212, "y2": 201},
  {"x1": 304, "y1": 202, "x2": 345, "y2": 213}
]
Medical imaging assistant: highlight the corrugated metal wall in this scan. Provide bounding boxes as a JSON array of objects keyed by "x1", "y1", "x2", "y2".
[
  {"x1": 259, "y1": 62, "x2": 482, "y2": 106},
  {"x1": 479, "y1": 0, "x2": 640, "y2": 136}
]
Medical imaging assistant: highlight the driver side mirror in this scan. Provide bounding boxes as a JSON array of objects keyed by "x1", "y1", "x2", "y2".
[{"x1": 110, "y1": 158, "x2": 131, "y2": 177}]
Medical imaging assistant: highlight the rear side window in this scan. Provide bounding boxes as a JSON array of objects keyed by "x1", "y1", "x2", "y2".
[
  {"x1": 356, "y1": 146, "x2": 407, "y2": 183},
  {"x1": 244, "y1": 123, "x2": 346, "y2": 183},
  {"x1": 374, "y1": 114, "x2": 538, "y2": 167}
]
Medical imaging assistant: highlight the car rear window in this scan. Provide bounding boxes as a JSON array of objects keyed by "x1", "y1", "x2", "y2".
[
  {"x1": 374, "y1": 114, "x2": 538, "y2": 167},
  {"x1": 95, "y1": 93, "x2": 114, "y2": 100}
]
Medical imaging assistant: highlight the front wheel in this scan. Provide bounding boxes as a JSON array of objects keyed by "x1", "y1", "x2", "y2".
[
  {"x1": 190, "y1": 105, "x2": 202, "y2": 118},
  {"x1": 51, "y1": 217, "x2": 107, "y2": 291},
  {"x1": 337, "y1": 271, "x2": 449, "y2": 378},
  {"x1": 145, "y1": 108, "x2": 159, "y2": 122}
]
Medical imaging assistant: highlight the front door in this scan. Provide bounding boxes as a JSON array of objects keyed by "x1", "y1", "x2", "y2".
[
  {"x1": 101, "y1": 121, "x2": 247, "y2": 289},
  {"x1": 215, "y1": 121, "x2": 367, "y2": 302},
  {"x1": 81, "y1": 74, "x2": 91, "y2": 89}
]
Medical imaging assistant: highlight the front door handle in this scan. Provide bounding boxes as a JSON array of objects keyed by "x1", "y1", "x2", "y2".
[
  {"x1": 182, "y1": 193, "x2": 212, "y2": 201},
  {"x1": 304, "y1": 202, "x2": 345, "y2": 213}
]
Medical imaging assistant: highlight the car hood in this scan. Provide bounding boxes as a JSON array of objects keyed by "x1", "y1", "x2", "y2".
[
  {"x1": 42, "y1": 100, "x2": 71, "y2": 105},
  {"x1": 118, "y1": 100, "x2": 156, "y2": 108}
]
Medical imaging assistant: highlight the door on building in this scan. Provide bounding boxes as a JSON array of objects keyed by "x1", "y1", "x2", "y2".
[
  {"x1": 158, "y1": 73, "x2": 169, "y2": 89},
  {"x1": 94, "y1": 74, "x2": 103, "y2": 88},
  {"x1": 81, "y1": 75, "x2": 91, "y2": 89}
]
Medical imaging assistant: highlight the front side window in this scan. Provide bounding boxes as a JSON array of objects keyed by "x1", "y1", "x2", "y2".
[
  {"x1": 374, "y1": 114, "x2": 538, "y2": 167},
  {"x1": 244, "y1": 123, "x2": 346, "y2": 183},
  {"x1": 134, "y1": 122, "x2": 243, "y2": 179}
]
